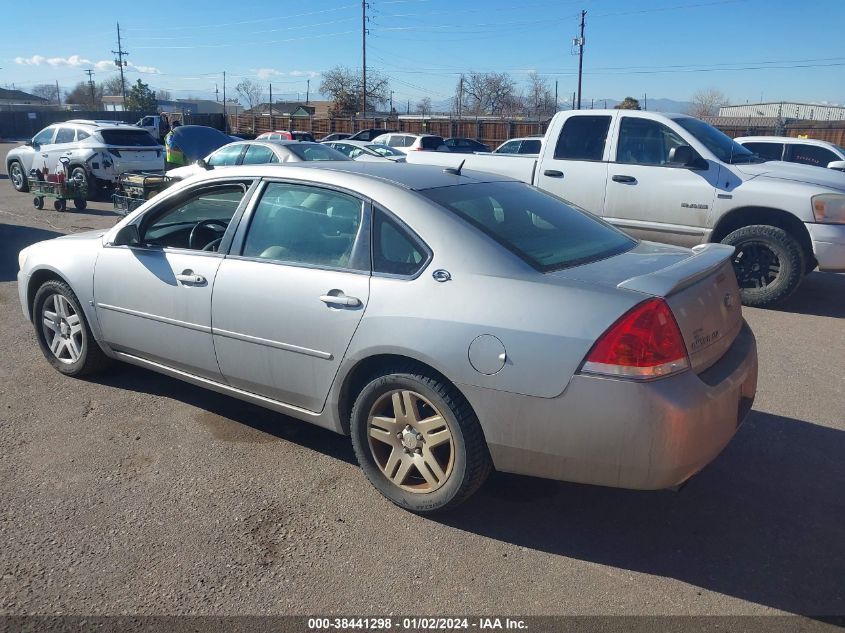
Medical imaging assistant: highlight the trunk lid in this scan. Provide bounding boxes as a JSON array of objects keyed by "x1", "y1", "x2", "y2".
[{"x1": 549, "y1": 241, "x2": 743, "y2": 373}]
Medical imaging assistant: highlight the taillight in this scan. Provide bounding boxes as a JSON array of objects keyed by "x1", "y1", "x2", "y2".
[{"x1": 580, "y1": 298, "x2": 689, "y2": 380}]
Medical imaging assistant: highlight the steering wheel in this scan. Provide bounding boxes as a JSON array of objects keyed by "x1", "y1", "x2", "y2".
[{"x1": 188, "y1": 219, "x2": 228, "y2": 250}]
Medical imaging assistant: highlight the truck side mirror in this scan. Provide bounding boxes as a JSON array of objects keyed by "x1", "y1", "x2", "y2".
[
  {"x1": 111, "y1": 224, "x2": 141, "y2": 247},
  {"x1": 827, "y1": 160, "x2": 845, "y2": 172},
  {"x1": 668, "y1": 145, "x2": 707, "y2": 170}
]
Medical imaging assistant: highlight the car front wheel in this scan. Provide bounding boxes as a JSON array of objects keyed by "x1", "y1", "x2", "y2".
[
  {"x1": 9, "y1": 160, "x2": 29, "y2": 192},
  {"x1": 350, "y1": 367, "x2": 491, "y2": 513},
  {"x1": 32, "y1": 280, "x2": 111, "y2": 377}
]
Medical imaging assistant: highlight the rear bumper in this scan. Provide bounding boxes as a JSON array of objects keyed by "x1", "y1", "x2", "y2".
[
  {"x1": 806, "y1": 222, "x2": 845, "y2": 271},
  {"x1": 460, "y1": 322, "x2": 758, "y2": 490}
]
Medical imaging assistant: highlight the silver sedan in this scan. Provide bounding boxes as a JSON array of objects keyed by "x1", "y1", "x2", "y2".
[{"x1": 16, "y1": 163, "x2": 758, "y2": 512}]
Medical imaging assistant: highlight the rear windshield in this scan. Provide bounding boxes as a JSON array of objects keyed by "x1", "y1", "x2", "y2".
[
  {"x1": 97, "y1": 129, "x2": 160, "y2": 146},
  {"x1": 420, "y1": 136, "x2": 445, "y2": 150},
  {"x1": 422, "y1": 182, "x2": 635, "y2": 272},
  {"x1": 286, "y1": 143, "x2": 349, "y2": 161}
]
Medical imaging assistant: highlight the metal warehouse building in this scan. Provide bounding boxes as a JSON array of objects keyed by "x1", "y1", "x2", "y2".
[{"x1": 719, "y1": 102, "x2": 845, "y2": 121}]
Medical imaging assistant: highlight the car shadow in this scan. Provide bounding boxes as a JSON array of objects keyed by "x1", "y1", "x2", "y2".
[
  {"x1": 433, "y1": 410, "x2": 845, "y2": 616},
  {"x1": 774, "y1": 272, "x2": 845, "y2": 318},
  {"x1": 0, "y1": 223, "x2": 64, "y2": 282},
  {"x1": 89, "y1": 363, "x2": 357, "y2": 465}
]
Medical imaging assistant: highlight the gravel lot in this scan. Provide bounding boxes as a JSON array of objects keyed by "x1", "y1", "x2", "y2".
[{"x1": 1, "y1": 142, "x2": 843, "y2": 617}]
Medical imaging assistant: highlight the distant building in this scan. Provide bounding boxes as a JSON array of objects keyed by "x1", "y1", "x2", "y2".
[
  {"x1": 719, "y1": 102, "x2": 845, "y2": 121},
  {"x1": 102, "y1": 95, "x2": 125, "y2": 112},
  {"x1": 0, "y1": 88, "x2": 49, "y2": 106},
  {"x1": 245, "y1": 102, "x2": 316, "y2": 117}
]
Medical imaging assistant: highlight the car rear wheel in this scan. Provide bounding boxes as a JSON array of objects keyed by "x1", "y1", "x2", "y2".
[
  {"x1": 722, "y1": 225, "x2": 804, "y2": 308},
  {"x1": 9, "y1": 160, "x2": 29, "y2": 192},
  {"x1": 350, "y1": 367, "x2": 491, "y2": 513},
  {"x1": 32, "y1": 280, "x2": 111, "y2": 377}
]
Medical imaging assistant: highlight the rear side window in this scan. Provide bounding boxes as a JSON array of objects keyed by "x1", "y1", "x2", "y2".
[
  {"x1": 373, "y1": 209, "x2": 429, "y2": 276},
  {"x1": 742, "y1": 142, "x2": 784, "y2": 161},
  {"x1": 241, "y1": 144, "x2": 278, "y2": 165},
  {"x1": 496, "y1": 141, "x2": 520, "y2": 154},
  {"x1": 786, "y1": 144, "x2": 839, "y2": 167},
  {"x1": 553, "y1": 115, "x2": 611, "y2": 161},
  {"x1": 423, "y1": 181, "x2": 634, "y2": 272},
  {"x1": 99, "y1": 129, "x2": 159, "y2": 146},
  {"x1": 77, "y1": 130, "x2": 90, "y2": 141},
  {"x1": 387, "y1": 135, "x2": 404, "y2": 147},
  {"x1": 420, "y1": 136, "x2": 445, "y2": 150},
  {"x1": 55, "y1": 128, "x2": 75, "y2": 144},
  {"x1": 208, "y1": 144, "x2": 244, "y2": 166},
  {"x1": 286, "y1": 144, "x2": 348, "y2": 161}
]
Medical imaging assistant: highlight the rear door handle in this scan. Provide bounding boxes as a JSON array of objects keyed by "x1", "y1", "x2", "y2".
[
  {"x1": 176, "y1": 270, "x2": 206, "y2": 285},
  {"x1": 612, "y1": 175, "x2": 637, "y2": 183},
  {"x1": 543, "y1": 169, "x2": 564, "y2": 178},
  {"x1": 320, "y1": 293, "x2": 361, "y2": 307}
]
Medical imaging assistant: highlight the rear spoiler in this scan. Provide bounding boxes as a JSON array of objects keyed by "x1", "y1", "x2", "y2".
[{"x1": 617, "y1": 243, "x2": 735, "y2": 296}]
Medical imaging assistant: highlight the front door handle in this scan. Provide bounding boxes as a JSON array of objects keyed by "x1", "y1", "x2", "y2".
[
  {"x1": 612, "y1": 174, "x2": 637, "y2": 183},
  {"x1": 543, "y1": 169, "x2": 564, "y2": 178},
  {"x1": 176, "y1": 270, "x2": 206, "y2": 285},
  {"x1": 320, "y1": 293, "x2": 361, "y2": 307}
]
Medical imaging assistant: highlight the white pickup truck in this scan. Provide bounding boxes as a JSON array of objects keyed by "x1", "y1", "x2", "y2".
[{"x1": 407, "y1": 109, "x2": 845, "y2": 307}]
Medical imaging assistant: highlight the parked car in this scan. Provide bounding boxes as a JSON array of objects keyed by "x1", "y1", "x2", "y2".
[
  {"x1": 164, "y1": 125, "x2": 234, "y2": 168},
  {"x1": 322, "y1": 140, "x2": 407, "y2": 162},
  {"x1": 319, "y1": 132, "x2": 352, "y2": 142},
  {"x1": 735, "y1": 136, "x2": 845, "y2": 171},
  {"x1": 407, "y1": 110, "x2": 845, "y2": 307},
  {"x1": 494, "y1": 137, "x2": 543, "y2": 155},
  {"x1": 371, "y1": 133, "x2": 449, "y2": 154},
  {"x1": 348, "y1": 128, "x2": 396, "y2": 141},
  {"x1": 16, "y1": 162, "x2": 757, "y2": 513},
  {"x1": 444, "y1": 137, "x2": 489, "y2": 153},
  {"x1": 256, "y1": 130, "x2": 316, "y2": 142},
  {"x1": 6, "y1": 120, "x2": 164, "y2": 199},
  {"x1": 167, "y1": 140, "x2": 350, "y2": 180}
]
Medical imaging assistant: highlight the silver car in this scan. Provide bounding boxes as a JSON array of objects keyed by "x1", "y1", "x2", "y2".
[{"x1": 16, "y1": 163, "x2": 758, "y2": 512}]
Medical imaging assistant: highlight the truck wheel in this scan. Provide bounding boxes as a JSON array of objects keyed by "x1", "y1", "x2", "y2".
[
  {"x1": 722, "y1": 225, "x2": 804, "y2": 307},
  {"x1": 9, "y1": 160, "x2": 29, "y2": 192}
]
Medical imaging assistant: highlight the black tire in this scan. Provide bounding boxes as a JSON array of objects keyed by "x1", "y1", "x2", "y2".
[
  {"x1": 32, "y1": 280, "x2": 111, "y2": 377},
  {"x1": 74, "y1": 198, "x2": 87, "y2": 210},
  {"x1": 9, "y1": 160, "x2": 29, "y2": 192},
  {"x1": 722, "y1": 224, "x2": 804, "y2": 307},
  {"x1": 53, "y1": 199, "x2": 66, "y2": 212},
  {"x1": 350, "y1": 366, "x2": 492, "y2": 513},
  {"x1": 33, "y1": 196, "x2": 44, "y2": 210},
  {"x1": 69, "y1": 166, "x2": 95, "y2": 201}
]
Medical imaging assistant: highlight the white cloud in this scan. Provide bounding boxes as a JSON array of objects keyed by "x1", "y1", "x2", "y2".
[
  {"x1": 16, "y1": 54, "x2": 159, "y2": 74},
  {"x1": 254, "y1": 68, "x2": 319, "y2": 81}
]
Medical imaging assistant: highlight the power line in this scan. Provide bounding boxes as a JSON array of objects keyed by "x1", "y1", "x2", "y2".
[{"x1": 125, "y1": 4, "x2": 358, "y2": 32}]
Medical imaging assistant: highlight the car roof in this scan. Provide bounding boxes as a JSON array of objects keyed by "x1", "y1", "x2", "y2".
[
  {"x1": 185, "y1": 161, "x2": 516, "y2": 191},
  {"x1": 734, "y1": 135, "x2": 837, "y2": 146},
  {"x1": 56, "y1": 119, "x2": 137, "y2": 131}
]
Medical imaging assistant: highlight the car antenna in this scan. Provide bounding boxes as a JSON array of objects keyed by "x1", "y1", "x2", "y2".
[{"x1": 443, "y1": 159, "x2": 466, "y2": 176}]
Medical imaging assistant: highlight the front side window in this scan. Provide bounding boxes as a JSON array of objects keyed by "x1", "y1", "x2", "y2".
[
  {"x1": 786, "y1": 144, "x2": 839, "y2": 167},
  {"x1": 331, "y1": 143, "x2": 355, "y2": 157},
  {"x1": 616, "y1": 117, "x2": 687, "y2": 165},
  {"x1": 387, "y1": 135, "x2": 404, "y2": 147},
  {"x1": 742, "y1": 142, "x2": 784, "y2": 161},
  {"x1": 372, "y1": 209, "x2": 429, "y2": 276},
  {"x1": 422, "y1": 181, "x2": 635, "y2": 272},
  {"x1": 520, "y1": 139, "x2": 542, "y2": 154},
  {"x1": 553, "y1": 115, "x2": 611, "y2": 161},
  {"x1": 55, "y1": 128, "x2": 75, "y2": 144},
  {"x1": 32, "y1": 127, "x2": 56, "y2": 146},
  {"x1": 241, "y1": 144, "x2": 279, "y2": 165},
  {"x1": 241, "y1": 182, "x2": 365, "y2": 270},
  {"x1": 675, "y1": 117, "x2": 758, "y2": 164},
  {"x1": 420, "y1": 136, "x2": 445, "y2": 150},
  {"x1": 208, "y1": 144, "x2": 244, "y2": 166},
  {"x1": 496, "y1": 141, "x2": 520, "y2": 154},
  {"x1": 285, "y1": 143, "x2": 348, "y2": 161},
  {"x1": 141, "y1": 184, "x2": 247, "y2": 250}
]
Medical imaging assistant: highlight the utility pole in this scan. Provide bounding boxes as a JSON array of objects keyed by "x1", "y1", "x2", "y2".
[
  {"x1": 269, "y1": 84, "x2": 273, "y2": 114},
  {"x1": 84, "y1": 69, "x2": 96, "y2": 108},
  {"x1": 554, "y1": 80, "x2": 558, "y2": 112},
  {"x1": 56, "y1": 80, "x2": 61, "y2": 105},
  {"x1": 458, "y1": 75, "x2": 464, "y2": 118},
  {"x1": 215, "y1": 84, "x2": 219, "y2": 102},
  {"x1": 306, "y1": 79, "x2": 310, "y2": 104},
  {"x1": 361, "y1": 0, "x2": 368, "y2": 117},
  {"x1": 222, "y1": 71, "x2": 227, "y2": 133},
  {"x1": 112, "y1": 22, "x2": 129, "y2": 103},
  {"x1": 390, "y1": 90, "x2": 394, "y2": 113},
  {"x1": 407, "y1": 99, "x2": 410, "y2": 115},
  {"x1": 643, "y1": 93, "x2": 647, "y2": 110},
  {"x1": 574, "y1": 10, "x2": 586, "y2": 110}
]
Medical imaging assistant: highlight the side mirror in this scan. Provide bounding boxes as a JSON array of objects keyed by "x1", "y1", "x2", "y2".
[
  {"x1": 196, "y1": 158, "x2": 212, "y2": 170},
  {"x1": 668, "y1": 145, "x2": 708, "y2": 170},
  {"x1": 111, "y1": 224, "x2": 141, "y2": 247},
  {"x1": 827, "y1": 160, "x2": 845, "y2": 172},
  {"x1": 25, "y1": 140, "x2": 33, "y2": 147}
]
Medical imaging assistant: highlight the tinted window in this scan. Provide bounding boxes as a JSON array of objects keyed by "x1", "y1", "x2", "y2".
[
  {"x1": 387, "y1": 135, "x2": 404, "y2": 147},
  {"x1": 331, "y1": 143, "x2": 355, "y2": 157},
  {"x1": 32, "y1": 128, "x2": 55, "y2": 146},
  {"x1": 241, "y1": 144, "x2": 278, "y2": 165},
  {"x1": 286, "y1": 143, "x2": 349, "y2": 161},
  {"x1": 99, "y1": 129, "x2": 160, "y2": 146},
  {"x1": 786, "y1": 144, "x2": 839, "y2": 168},
  {"x1": 520, "y1": 139, "x2": 542, "y2": 154},
  {"x1": 616, "y1": 117, "x2": 686, "y2": 165},
  {"x1": 292, "y1": 132, "x2": 315, "y2": 142},
  {"x1": 55, "y1": 128, "x2": 75, "y2": 144},
  {"x1": 142, "y1": 185, "x2": 246, "y2": 250},
  {"x1": 208, "y1": 144, "x2": 244, "y2": 166},
  {"x1": 372, "y1": 209, "x2": 428, "y2": 276},
  {"x1": 422, "y1": 181, "x2": 635, "y2": 272},
  {"x1": 496, "y1": 141, "x2": 520, "y2": 154},
  {"x1": 77, "y1": 130, "x2": 90, "y2": 141},
  {"x1": 420, "y1": 136, "x2": 445, "y2": 150},
  {"x1": 242, "y1": 182, "x2": 364, "y2": 269},
  {"x1": 741, "y1": 142, "x2": 784, "y2": 161},
  {"x1": 675, "y1": 117, "x2": 758, "y2": 164},
  {"x1": 553, "y1": 116, "x2": 611, "y2": 161}
]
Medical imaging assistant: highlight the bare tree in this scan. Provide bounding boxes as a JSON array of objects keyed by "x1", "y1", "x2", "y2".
[
  {"x1": 614, "y1": 96, "x2": 641, "y2": 110},
  {"x1": 101, "y1": 75, "x2": 126, "y2": 97},
  {"x1": 456, "y1": 72, "x2": 517, "y2": 116},
  {"x1": 156, "y1": 89, "x2": 172, "y2": 101},
  {"x1": 319, "y1": 65, "x2": 391, "y2": 116},
  {"x1": 689, "y1": 88, "x2": 728, "y2": 118},
  {"x1": 416, "y1": 97, "x2": 432, "y2": 116},
  {"x1": 236, "y1": 78, "x2": 265, "y2": 110},
  {"x1": 31, "y1": 84, "x2": 60, "y2": 104},
  {"x1": 64, "y1": 81, "x2": 104, "y2": 108},
  {"x1": 525, "y1": 72, "x2": 556, "y2": 118}
]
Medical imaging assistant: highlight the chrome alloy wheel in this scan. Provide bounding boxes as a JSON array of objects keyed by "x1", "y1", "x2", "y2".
[
  {"x1": 10, "y1": 162, "x2": 25, "y2": 190},
  {"x1": 367, "y1": 389, "x2": 455, "y2": 493},
  {"x1": 41, "y1": 293, "x2": 84, "y2": 364}
]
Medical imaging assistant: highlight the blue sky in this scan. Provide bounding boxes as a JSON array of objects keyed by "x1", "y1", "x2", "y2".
[{"x1": 2, "y1": 0, "x2": 844, "y2": 108}]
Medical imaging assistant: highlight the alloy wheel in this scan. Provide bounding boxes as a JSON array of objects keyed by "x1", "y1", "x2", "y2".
[
  {"x1": 10, "y1": 162, "x2": 24, "y2": 190},
  {"x1": 733, "y1": 240, "x2": 781, "y2": 289},
  {"x1": 367, "y1": 389, "x2": 454, "y2": 493},
  {"x1": 41, "y1": 294, "x2": 84, "y2": 364}
]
